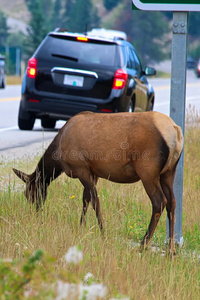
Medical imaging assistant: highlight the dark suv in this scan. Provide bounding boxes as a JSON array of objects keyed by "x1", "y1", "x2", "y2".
[{"x1": 18, "y1": 29, "x2": 156, "y2": 130}]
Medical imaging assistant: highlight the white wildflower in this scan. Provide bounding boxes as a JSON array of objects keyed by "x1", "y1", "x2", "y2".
[
  {"x1": 83, "y1": 272, "x2": 95, "y2": 283},
  {"x1": 110, "y1": 298, "x2": 130, "y2": 300},
  {"x1": 56, "y1": 280, "x2": 78, "y2": 300},
  {"x1": 56, "y1": 281, "x2": 107, "y2": 300},
  {"x1": 64, "y1": 246, "x2": 83, "y2": 265},
  {"x1": 80, "y1": 283, "x2": 107, "y2": 300}
]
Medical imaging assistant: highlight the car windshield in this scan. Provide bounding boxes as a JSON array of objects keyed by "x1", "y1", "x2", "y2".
[{"x1": 37, "y1": 36, "x2": 118, "y2": 67}]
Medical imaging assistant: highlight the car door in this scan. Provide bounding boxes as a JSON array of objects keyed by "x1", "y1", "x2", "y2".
[
  {"x1": 125, "y1": 46, "x2": 142, "y2": 108},
  {"x1": 131, "y1": 49, "x2": 148, "y2": 111}
]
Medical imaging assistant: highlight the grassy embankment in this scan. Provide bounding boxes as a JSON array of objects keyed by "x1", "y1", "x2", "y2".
[
  {"x1": 6, "y1": 76, "x2": 22, "y2": 85},
  {"x1": 0, "y1": 111, "x2": 200, "y2": 299}
]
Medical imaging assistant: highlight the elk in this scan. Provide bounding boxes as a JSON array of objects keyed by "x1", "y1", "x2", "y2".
[{"x1": 13, "y1": 111, "x2": 183, "y2": 254}]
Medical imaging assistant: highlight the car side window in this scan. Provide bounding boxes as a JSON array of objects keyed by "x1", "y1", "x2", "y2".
[
  {"x1": 126, "y1": 47, "x2": 132, "y2": 69},
  {"x1": 119, "y1": 46, "x2": 127, "y2": 67},
  {"x1": 132, "y1": 49, "x2": 142, "y2": 74},
  {"x1": 126, "y1": 47, "x2": 136, "y2": 69}
]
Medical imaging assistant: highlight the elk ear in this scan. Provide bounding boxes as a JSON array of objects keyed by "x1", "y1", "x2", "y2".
[{"x1": 12, "y1": 168, "x2": 30, "y2": 183}]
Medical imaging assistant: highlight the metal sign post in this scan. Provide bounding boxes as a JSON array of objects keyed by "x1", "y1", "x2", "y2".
[
  {"x1": 168, "y1": 11, "x2": 188, "y2": 245},
  {"x1": 132, "y1": 0, "x2": 194, "y2": 246}
]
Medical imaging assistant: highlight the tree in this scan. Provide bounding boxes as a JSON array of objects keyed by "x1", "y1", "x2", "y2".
[
  {"x1": 62, "y1": 0, "x2": 73, "y2": 29},
  {"x1": 41, "y1": 0, "x2": 54, "y2": 31},
  {"x1": 24, "y1": 0, "x2": 51, "y2": 57},
  {"x1": 103, "y1": 0, "x2": 121, "y2": 11},
  {"x1": 0, "y1": 10, "x2": 10, "y2": 46},
  {"x1": 111, "y1": 0, "x2": 170, "y2": 63},
  {"x1": 189, "y1": 12, "x2": 200, "y2": 38},
  {"x1": 51, "y1": 0, "x2": 62, "y2": 30},
  {"x1": 24, "y1": 0, "x2": 35, "y2": 12},
  {"x1": 62, "y1": 0, "x2": 100, "y2": 33}
]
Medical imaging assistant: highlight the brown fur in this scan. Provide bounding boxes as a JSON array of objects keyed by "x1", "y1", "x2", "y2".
[{"x1": 13, "y1": 111, "x2": 183, "y2": 254}]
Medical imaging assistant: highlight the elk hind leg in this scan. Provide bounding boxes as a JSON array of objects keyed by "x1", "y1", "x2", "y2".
[
  {"x1": 90, "y1": 186, "x2": 103, "y2": 231},
  {"x1": 141, "y1": 180, "x2": 167, "y2": 250},
  {"x1": 160, "y1": 170, "x2": 176, "y2": 255},
  {"x1": 80, "y1": 187, "x2": 90, "y2": 227}
]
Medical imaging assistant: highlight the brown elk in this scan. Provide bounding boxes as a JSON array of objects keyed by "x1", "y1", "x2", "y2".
[{"x1": 13, "y1": 111, "x2": 183, "y2": 254}]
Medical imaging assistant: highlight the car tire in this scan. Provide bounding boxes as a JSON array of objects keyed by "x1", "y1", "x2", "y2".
[
  {"x1": 18, "y1": 102, "x2": 35, "y2": 130},
  {"x1": 18, "y1": 116, "x2": 35, "y2": 130},
  {"x1": 0, "y1": 79, "x2": 5, "y2": 88},
  {"x1": 2, "y1": 79, "x2": 5, "y2": 89},
  {"x1": 41, "y1": 117, "x2": 56, "y2": 129}
]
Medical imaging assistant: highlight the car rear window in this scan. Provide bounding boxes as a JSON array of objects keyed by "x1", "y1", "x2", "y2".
[{"x1": 36, "y1": 35, "x2": 119, "y2": 67}]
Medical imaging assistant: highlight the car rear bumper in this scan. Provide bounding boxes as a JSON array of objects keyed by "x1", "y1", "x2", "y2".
[{"x1": 20, "y1": 91, "x2": 124, "y2": 119}]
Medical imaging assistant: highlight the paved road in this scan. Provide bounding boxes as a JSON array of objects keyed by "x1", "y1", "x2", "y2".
[
  {"x1": 0, "y1": 70, "x2": 199, "y2": 161},
  {"x1": 0, "y1": 85, "x2": 21, "y2": 129},
  {"x1": 149, "y1": 69, "x2": 200, "y2": 115},
  {"x1": 0, "y1": 85, "x2": 65, "y2": 160}
]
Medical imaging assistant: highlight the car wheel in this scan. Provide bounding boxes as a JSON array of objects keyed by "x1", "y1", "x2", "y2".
[
  {"x1": 41, "y1": 117, "x2": 56, "y2": 129},
  {"x1": 18, "y1": 102, "x2": 35, "y2": 130},
  {"x1": 1, "y1": 79, "x2": 5, "y2": 89},
  {"x1": 127, "y1": 99, "x2": 134, "y2": 113},
  {"x1": 0, "y1": 79, "x2": 5, "y2": 88},
  {"x1": 18, "y1": 116, "x2": 35, "y2": 130}
]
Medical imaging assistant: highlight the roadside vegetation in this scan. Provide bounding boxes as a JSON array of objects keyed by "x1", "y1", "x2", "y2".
[
  {"x1": 0, "y1": 109, "x2": 200, "y2": 299},
  {"x1": 6, "y1": 76, "x2": 22, "y2": 85}
]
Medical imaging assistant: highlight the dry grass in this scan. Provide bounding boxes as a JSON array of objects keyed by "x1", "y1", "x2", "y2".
[
  {"x1": 0, "y1": 111, "x2": 200, "y2": 299},
  {"x1": 6, "y1": 76, "x2": 22, "y2": 85}
]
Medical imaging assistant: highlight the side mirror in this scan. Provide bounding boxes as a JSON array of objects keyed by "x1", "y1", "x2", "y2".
[{"x1": 144, "y1": 67, "x2": 156, "y2": 76}]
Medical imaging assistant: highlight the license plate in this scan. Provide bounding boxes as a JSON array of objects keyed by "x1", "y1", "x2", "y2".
[{"x1": 63, "y1": 74, "x2": 84, "y2": 87}]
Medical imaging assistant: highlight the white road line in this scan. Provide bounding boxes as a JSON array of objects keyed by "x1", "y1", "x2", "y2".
[
  {"x1": 0, "y1": 97, "x2": 20, "y2": 102},
  {"x1": 0, "y1": 121, "x2": 65, "y2": 133},
  {"x1": 155, "y1": 95, "x2": 200, "y2": 108},
  {"x1": 0, "y1": 126, "x2": 18, "y2": 133}
]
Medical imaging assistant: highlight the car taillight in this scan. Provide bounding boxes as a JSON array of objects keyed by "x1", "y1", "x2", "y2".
[
  {"x1": 27, "y1": 57, "x2": 37, "y2": 78},
  {"x1": 101, "y1": 108, "x2": 113, "y2": 112},
  {"x1": 113, "y1": 69, "x2": 128, "y2": 89},
  {"x1": 29, "y1": 99, "x2": 39, "y2": 103},
  {"x1": 77, "y1": 36, "x2": 88, "y2": 42}
]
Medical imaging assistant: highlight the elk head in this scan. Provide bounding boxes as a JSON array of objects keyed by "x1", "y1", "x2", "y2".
[{"x1": 13, "y1": 168, "x2": 46, "y2": 211}]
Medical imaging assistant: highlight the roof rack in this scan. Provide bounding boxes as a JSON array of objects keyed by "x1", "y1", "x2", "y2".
[
  {"x1": 87, "y1": 28, "x2": 127, "y2": 41},
  {"x1": 52, "y1": 27, "x2": 127, "y2": 42}
]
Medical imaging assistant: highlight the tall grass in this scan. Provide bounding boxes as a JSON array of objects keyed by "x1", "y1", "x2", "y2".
[{"x1": 0, "y1": 111, "x2": 200, "y2": 299}]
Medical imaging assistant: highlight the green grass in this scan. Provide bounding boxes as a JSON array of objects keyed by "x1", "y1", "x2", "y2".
[{"x1": 0, "y1": 118, "x2": 200, "y2": 299}]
